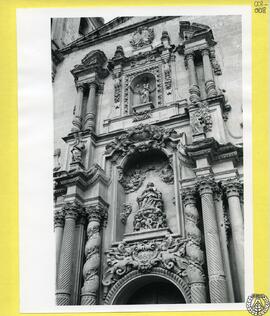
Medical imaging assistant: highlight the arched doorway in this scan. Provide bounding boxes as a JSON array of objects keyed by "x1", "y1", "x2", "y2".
[
  {"x1": 105, "y1": 268, "x2": 191, "y2": 305},
  {"x1": 125, "y1": 279, "x2": 186, "y2": 304}
]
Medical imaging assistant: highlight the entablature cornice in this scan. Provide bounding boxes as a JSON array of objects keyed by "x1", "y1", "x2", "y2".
[
  {"x1": 178, "y1": 137, "x2": 243, "y2": 166},
  {"x1": 59, "y1": 16, "x2": 176, "y2": 55},
  {"x1": 53, "y1": 163, "x2": 109, "y2": 193}
]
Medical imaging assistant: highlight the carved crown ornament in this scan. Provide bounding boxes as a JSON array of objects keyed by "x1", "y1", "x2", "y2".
[{"x1": 104, "y1": 124, "x2": 181, "y2": 162}]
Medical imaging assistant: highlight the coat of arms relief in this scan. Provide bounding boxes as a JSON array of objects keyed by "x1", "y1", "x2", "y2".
[{"x1": 130, "y1": 26, "x2": 155, "y2": 48}]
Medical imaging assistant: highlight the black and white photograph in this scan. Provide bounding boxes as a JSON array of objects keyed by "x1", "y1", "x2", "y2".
[
  {"x1": 18, "y1": 6, "x2": 252, "y2": 313},
  {"x1": 52, "y1": 13, "x2": 247, "y2": 306}
]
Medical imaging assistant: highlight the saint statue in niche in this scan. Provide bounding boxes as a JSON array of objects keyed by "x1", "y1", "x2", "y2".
[
  {"x1": 137, "y1": 182, "x2": 163, "y2": 209},
  {"x1": 131, "y1": 79, "x2": 155, "y2": 105},
  {"x1": 133, "y1": 182, "x2": 167, "y2": 231}
]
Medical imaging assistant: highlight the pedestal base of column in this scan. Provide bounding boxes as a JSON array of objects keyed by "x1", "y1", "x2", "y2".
[
  {"x1": 71, "y1": 117, "x2": 82, "y2": 133},
  {"x1": 192, "y1": 132, "x2": 206, "y2": 142},
  {"x1": 205, "y1": 80, "x2": 217, "y2": 98},
  {"x1": 84, "y1": 113, "x2": 96, "y2": 132},
  {"x1": 209, "y1": 275, "x2": 228, "y2": 303},
  {"x1": 81, "y1": 292, "x2": 97, "y2": 305},
  {"x1": 190, "y1": 283, "x2": 207, "y2": 303},
  {"x1": 69, "y1": 161, "x2": 85, "y2": 172},
  {"x1": 189, "y1": 85, "x2": 201, "y2": 103},
  {"x1": 56, "y1": 290, "x2": 71, "y2": 305}
]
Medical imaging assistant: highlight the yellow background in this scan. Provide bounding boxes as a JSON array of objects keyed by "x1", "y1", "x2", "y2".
[{"x1": 0, "y1": 0, "x2": 268, "y2": 315}]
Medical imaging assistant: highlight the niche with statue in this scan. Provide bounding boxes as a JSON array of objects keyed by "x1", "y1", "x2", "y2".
[
  {"x1": 129, "y1": 73, "x2": 156, "y2": 114},
  {"x1": 118, "y1": 149, "x2": 177, "y2": 238}
]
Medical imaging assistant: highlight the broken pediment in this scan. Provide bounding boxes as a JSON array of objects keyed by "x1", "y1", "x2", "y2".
[
  {"x1": 71, "y1": 49, "x2": 109, "y2": 79},
  {"x1": 179, "y1": 21, "x2": 215, "y2": 45}
]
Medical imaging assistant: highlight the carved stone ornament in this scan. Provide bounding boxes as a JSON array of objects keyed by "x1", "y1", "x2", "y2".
[
  {"x1": 105, "y1": 124, "x2": 179, "y2": 159},
  {"x1": 132, "y1": 110, "x2": 152, "y2": 122},
  {"x1": 85, "y1": 204, "x2": 108, "y2": 227},
  {"x1": 102, "y1": 234, "x2": 188, "y2": 289},
  {"x1": 120, "y1": 204, "x2": 132, "y2": 224},
  {"x1": 70, "y1": 135, "x2": 86, "y2": 164},
  {"x1": 62, "y1": 200, "x2": 83, "y2": 219},
  {"x1": 159, "y1": 164, "x2": 174, "y2": 184},
  {"x1": 113, "y1": 71, "x2": 122, "y2": 105},
  {"x1": 217, "y1": 88, "x2": 232, "y2": 121},
  {"x1": 209, "y1": 47, "x2": 222, "y2": 76},
  {"x1": 130, "y1": 26, "x2": 154, "y2": 49},
  {"x1": 190, "y1": 101, "x2": 213, "y2": 135},
  {"x1": 223, "y1": 207, "x2": 231, "y2": 243},
  {"x1": 54, "y1": 209, "x2": 65, "y2": 227},
  {"x1": 54, "y1": 148, "x2": 61, "y2": 171},
  {"x1": 119, "y1": 168, "x2": 146, "y2": 193},
  {"x1": 133, "y1": 182, "x2": 168, "y2": 231},
  {"x1": 161, "y1": 53, "x2": 172, "y2": 95}
]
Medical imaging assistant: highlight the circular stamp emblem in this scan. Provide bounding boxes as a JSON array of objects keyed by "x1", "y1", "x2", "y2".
[{"x1": 246, "y1": 293, "x2": 270, "y2": 316}]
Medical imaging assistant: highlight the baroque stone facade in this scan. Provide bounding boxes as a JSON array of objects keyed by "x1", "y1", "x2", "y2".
[{"x1": 53, "y1": 15, "x2": 244, "y2": 306}]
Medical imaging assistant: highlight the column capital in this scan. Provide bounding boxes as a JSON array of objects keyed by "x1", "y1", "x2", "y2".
[
  {"x1": 76, "y1": 83, "x2": 85, "y2": 90},
  {"x1": 222, "y1": 178, "x2": 242, "y2": 198},
  {"x1": 85, "y1": 204, "x2": 108, "y2": 225},
  {"x1": 62, "y1": 200, "x2": 82, "y2": 220},
  {"x1": 213, "y1": 186, "x2": 223, "y2": 202},
  {"x1": 185, "y1": 52, "x2": 195, "y2": 60},
  {"x1": 196, "y1": 175, "x2": 217, "y2": 196},
  {"x1": 54, "y1": 210, "x2": 65, "y2": 228},
  {"x1": 201, "y1": 48, "x2": 210, "y2": 56},
  {"x1": 181, "y1": 187, "x2": 197, "y2": 207},
  {"x1": 87, "y1": 80, "x2": 99, "y2": 90}
]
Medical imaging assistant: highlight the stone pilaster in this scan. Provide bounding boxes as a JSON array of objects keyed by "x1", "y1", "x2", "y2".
[
  {"x1": 85, "y1": 82, "x2": 98, "y2": 132},
  {"x1": 54, "y1": 209, "x2": 65, "y2": 278},
  {"x1": 214, "y1": 189, "x2": 235, "y2": 302},
  {"x1": 197, "y1": 176, "x2": 228, "y2": 303},
  {"x1": 71, "y1": 84, "x2": 84, "y2": 132},
  {"x1": 81, "y1": 204, "x2": 107, "y2": 305},
  {"x1": 201, "y1": 49, "x2": 217, "y2": 98},
  {"x1": 182, "y1": 188, "x2": 207, "y2": 303},
  {"x1": 223, "y1": 178, "x2": 244, "y2": 301},
  {"x1": 185, "y1": 53, "x2": 201, "y2": 103},
  {"x1": 56, "y1": 201, "x2": 81, "y2": 305}
]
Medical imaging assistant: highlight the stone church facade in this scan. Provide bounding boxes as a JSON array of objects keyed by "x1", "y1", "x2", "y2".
[{"x1": 53, "y1": 16, "x2": 244, "y2": 306}]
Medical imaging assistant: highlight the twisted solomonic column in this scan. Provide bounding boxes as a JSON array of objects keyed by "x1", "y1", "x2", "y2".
[
  {"x1": 201, "y1": 49, "x2": 217, "y2": 98},
  {"x1": 197, "y1": 176, "x2": 229, "y2": 303},
  {"x1": 81, "y1": 204, "x2": 108, "y2": 305},
  {"x1": 222, "y1": 178, "x2": 244, "y2": 301},
  {"x1": 182, "y1": 188, "x2": 207, "y2": 303},
  {"x1": 56, "y1": 201, "x2": 82, "y2": 305},
  {"x1": 185, "y1": 53, "x2": 201, "y2": 103}
]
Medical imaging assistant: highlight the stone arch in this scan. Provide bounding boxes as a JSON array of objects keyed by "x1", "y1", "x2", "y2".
[
  {"x1": 117, "y1": 146, "x2": 172, "y2": 172},
  {"x1": 104, "y1": 267, "x2": 191, "y2": 305}
]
